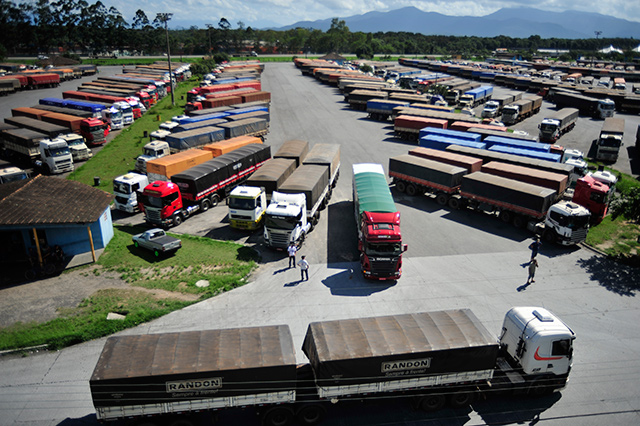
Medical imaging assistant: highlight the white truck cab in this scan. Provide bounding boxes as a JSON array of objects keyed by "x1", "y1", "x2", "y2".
[
  {"x1": 102, "y1": 106, "x2": 124, "y2": 130},
  {"x1": 36, "y1": 139, "x2": 74, "y2": 174},
  {"x1": 482, "y1": 100, "x2": 500, "y2": 118},
  {"x1": 0, "y1": 166, "x2": 29, "y2": 184},
  {"x1": 264, "y1": 192, "x2": 310, "y2": 249},
  {"x1": 500, "y1": 307, "x2": 574, "y2": 378},
  {"x1": 135, "y1": 141, "x2": 171, "y2": 173},
  {"x1": 58, "y1": 133, "x2": 92, "y2": 162},
  {"x1": 597, "y1": 99, "x2": 616, "y2": 119},
  {"x1": 114, "y1": 101, "x2": 134, "y2": 125},
  {"x1": 113, "y1": 173, "x2": 150, "y2": 213}
]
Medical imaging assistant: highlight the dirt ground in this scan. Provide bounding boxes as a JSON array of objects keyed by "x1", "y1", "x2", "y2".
[{"x1": 0, "y1": 265, "x2": 198, "y2": 329}]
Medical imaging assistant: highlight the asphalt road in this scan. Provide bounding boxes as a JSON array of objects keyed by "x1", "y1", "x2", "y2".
[{"x1": 1, "y1": 63, "x2": 639, "y2": 426}]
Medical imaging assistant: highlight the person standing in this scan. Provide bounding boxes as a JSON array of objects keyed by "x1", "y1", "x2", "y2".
[
  {"x1": 287, "y1": 242, "x2": 297, "y2": 268},
  {"x1": 529, "y1": 236, "x2": 542, "y2": 260},
  {"x1": 527, "y1": 258, "x2": 538, "y2": 284},
  {"x1": 298, "y1": 255, "x2": 309, "y2": 281}
]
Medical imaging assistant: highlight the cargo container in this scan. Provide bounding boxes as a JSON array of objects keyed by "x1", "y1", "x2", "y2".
[
  {"x1": 216, "y1": 117, "x2": 268, "y2": 139},
  {"x1": 484, "y1": 136, "x2": 551, "y2": 153},
  {"x1": 25, "y1": 73, "x2": 60, "y2": 89},
  {"x1": 38, "y1": 112, "x2": 84, "y2": 133},
  {"x1": 366, "y1": 99, "x2": 410, "y2": 121},
  {"x1": 4, "y1": 116, "x2": 68, "y2": 138},
  {"x1": 488, "y1": 145, "x2": 561, "y2": 163},
  {"x1": 408, "y1": 147, "x2": 482, "y2": 173},
  {"x1": 273, "y1": 139, "x2": 310, "y2": 167},
  {"x1": 419, "y1": 127, "x2": 482, "y2": 143},
  {"x1": 164, "y1": 126, "x2": 226, "y2": 152},
  {"x1": 419, "y1": 134, "x2": 487, "y2": 151},
  {"x1": 146, "y1": 149, "x2": 214, "y2": 182},
  {"x1": 201, "y1": 135, "x2": 263, "y2": 157},
  {"x1": 348, "y1": 89, "x2": 388, "y2": 110},
  {"x1": 394, "y1": 115, "x2": 448, "y2": 140}
]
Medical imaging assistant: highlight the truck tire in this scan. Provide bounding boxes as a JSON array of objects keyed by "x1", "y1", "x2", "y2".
[
  {"x1": 418, "y1": 394, "x2": 446, "y2": 412},
  {"x1": 406, "y1": 184, "x2": 417, "y2": 196},
  {"x1": 296, "y1": 404, "x2": 326, "y2": 425},
  {"x1": 513, "y1": 215, "x2": 526, "y2": 228},
  {"x1": 173, "y1": 214, "x2": 183, "y2": 227},
  {"x1": 201, "y1": 198, "x2": 211, "y2": 211},
  {"x1": 543, "y1": 229, "x2": 557, "y2": 244},
  {"x1": 448, "y1": 197, "x2": 461, "y2": 210},
  {"x1": 395, "y1": 180, "x2": 407, "y2": 193},
  {"x1": 211, "y1": 194, "x2": 220, "y2": 208},
  {"x1": 448, "y1": 391, "x2": 475, "y2": 408},
  {"x1": 263, "y1": 406, "x2": 294, "y2": 426},
  {"x1": 499, "y1": 210, "x2": 512, "y2": 223},
  {"x1": 436, "y1": 193, "x2": 449, "y2": 206}
]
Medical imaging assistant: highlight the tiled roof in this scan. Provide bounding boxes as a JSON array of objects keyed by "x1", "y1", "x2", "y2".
[{"x1": 0, "y1": 175, "x2": 113, "y2": 226}]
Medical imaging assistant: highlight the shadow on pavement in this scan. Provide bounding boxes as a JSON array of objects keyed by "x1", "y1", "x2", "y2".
[
  {"x1": 577, "y1": 254, "x2": 640, "y2": 296},
  {"x1": 326, "y1": 201, "x2": 360, "y2": 264},
  {"x1": 322, "y1": 265, "x2": 396, "y2": 296}
]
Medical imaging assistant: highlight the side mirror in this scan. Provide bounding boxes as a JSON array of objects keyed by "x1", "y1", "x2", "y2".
[{"x1": 403, "y1": 244, "x2": 408, "y2": 252}]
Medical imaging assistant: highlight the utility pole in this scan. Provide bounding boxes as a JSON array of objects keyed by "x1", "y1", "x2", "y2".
[
  {"x1": 206, "y1": 24, "x2": 213, "y2": 59},
  {"x1": 594, "y1": 30, "x2": 602, "y2": 68},
  {"x1": 157, "y1": 13, "x2": 174, "y2": 106}
]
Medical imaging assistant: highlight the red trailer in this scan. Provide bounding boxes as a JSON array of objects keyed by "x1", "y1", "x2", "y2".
[
  {"x1": 25, "y1": 73, "x2": 60, "y2": 89},
  {"x1": 62, "y1": 90, "x2": 126, "y2": 104}
]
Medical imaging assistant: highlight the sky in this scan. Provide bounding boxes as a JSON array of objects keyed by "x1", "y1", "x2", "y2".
[{"x1": 100, "y1": 1, "x2": 640, "y2": 30}]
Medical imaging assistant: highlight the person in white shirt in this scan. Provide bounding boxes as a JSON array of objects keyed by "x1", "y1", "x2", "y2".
[
  {"x1": 287, "y1": 242, "x2": 297, "y2": 268},
  {"x1": 297, "y1": 255, "x2": 309, "y2": 281}
]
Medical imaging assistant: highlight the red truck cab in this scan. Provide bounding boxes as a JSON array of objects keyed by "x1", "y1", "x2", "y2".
[
  {"x1": 572, "y1": 175, "x2": 609, "y2": 223},
  {"x1": 358, "y1": 211, "x2": 406, "y2": 280},
  {"x1": 139, "y1": 181, "x2": 186, "y2": 228},
  {"x1": 80, "y1": 117, "x2": 109, "y2": 146}
]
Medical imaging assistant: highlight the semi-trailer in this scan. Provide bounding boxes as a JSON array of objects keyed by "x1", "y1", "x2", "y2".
[
  {"x1": 90, "y1": 308, "x2": 576, "y2": 426},
  {"x1": 0, "y1": 128, "x2": 74, "y2": 174},
  {"x1": 348, "y1": 89, "x2": 388, "y2": 110},
  {"x1": 595, "y1": 117, "x2": 625, "y2": 162},
  {"x1": 353, "y1": 163, "x2": 407, "y2": 280},
  {"x1": 366, "y1": 99, "x2": 410, "y2": 121},
  {"x1": 164, "y1": 126, "x2": 226, "y2": 152},
  {"x1": 419, "y1": 134, "x2": 487, "y2": 151},
  {"x1": 228, "y1": 139, "x2": 309, "y2": 230},
  {"x1": 394, "y1": 115, "x2": 448, "y2": 140},
  {"x1": 538, "y1": 108, "x2": 579, "y2": 142},
  {"x1": 458, "y1": 85, "x2": 493, "y2": 108},
  {"x1": 263, "y1": 144, "x2": 340, "y2": 249},
  {"x1": 139, "y1": 144, "x2": 271, "y2": 228},
  {"x1": 391, "y1": 107, "x2": 483, "y2": 126},
  {"x1": 553, "y1": 91, "x2": 615, "y2": 119},
  {"x1": 25, "y1": 73, "x2": 60, "y2": 89},
  {"x1": 144, "y1": 148, "x2": 213, "y2": 182},
  {"x1": 481, "y1": 92, "x2": 523, "y2": 118},
  {"x1": 4, "y1": 116, "x2": 68, "y2": 138},
  {"x1": 389, "y1": 153, "x2": 591, "y2": 245},
  {"x1": 501, "y1": 96, "x2": 542, "y2": 125}
]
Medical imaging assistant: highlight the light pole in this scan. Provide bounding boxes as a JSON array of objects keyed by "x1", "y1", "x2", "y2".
[
  {"x1": 594, "y1": 30, "x2": 602, "y2": 68},
  {"x1": 206, "y1": 24, "x2": 213, "y2": 59},
  {"x1": 157, "y1": 13, "x2": 174, "y2": 106}
]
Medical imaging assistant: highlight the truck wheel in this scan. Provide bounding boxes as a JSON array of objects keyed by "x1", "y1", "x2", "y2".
[
  {"x1": 201, "y1": 198, "x2": 211, "y2": 211},
  {"x1": 406, "y1": 184, "x2": 417, "y2": 196},
  {"x1": 448, "y1": 197, "x2": 461, "y2": 210},
  {"x1": 263, "y1": 407, "x2": 294, "y2": 426},
  {"x1": 543, "y1": 229, "x2": 557, "y2": 243},
  {"x1": 499, "y1": 210, "x2": 512, "y2": 223},
  {"x1": 296, "y1": 404, "x2": 326, "y2": 425},
  {"x1": 173, "y1": 215, "x2": 183, "y2": 226},
  {"x1": 395, "y1": 180, "x2": 407, "y2": 193},
  {"x1": 211, "y1": 194, "x2": 220, "y2": 207},
  {"x1": 418, "y1": 394, "x2": 446, "y2": 412},
  {"x1": 448, "y1": 391, "x2": 475, "y2": 408},
  {"x1": 436, "y1": 194, "x2": 449, "y2": 206},
  {"x1": 513, "y1": 215, "x2": 525, "y2": 228}
]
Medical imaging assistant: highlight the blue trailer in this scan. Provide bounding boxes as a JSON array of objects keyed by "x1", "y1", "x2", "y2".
[
  {"x1": 488, "y1": 145, "x2": 561, "y2": 163},
  {"x1": 484, "y1": 136, "x2": 551, "y2": 153},
  {"x1": 419, "y1": 128, "x2": 482, "y2": 143},
  {"x1": 459, "y1": 86, "x2": 494, "y2": 108},
  {"x1": 366, "y1": 99, "x2": 411, "y2": 121},
  {"x1": 174, "y1": 111, "x2": 230, "y2": 125},
  {"x1": 420, "y1": 135, "x2": 487, "y2": 151}
]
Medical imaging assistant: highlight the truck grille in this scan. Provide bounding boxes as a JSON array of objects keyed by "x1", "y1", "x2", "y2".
[
  {"x1": 146, "y1": 209, "x2": 162, "y2": 222},
  {"x1": 230, "y1": 214, "x2": 252, "y2": 220},
  {"x1": 115, "y1": 196, "x2": 127, "y2": 205},
  {"x1": 369, "y1": 258, "x2": 399, "y2": 277},
  {"x1": 571, "y1": 228, "x2": 588, "y2": 243},
  {"x1": 268, "y1": 230, "x2": 290, "y2": 248}
]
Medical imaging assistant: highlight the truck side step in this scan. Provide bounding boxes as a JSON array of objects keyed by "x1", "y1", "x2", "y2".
[{"x1": 496, "y1": 358, "x2": 525, "y2": 385}]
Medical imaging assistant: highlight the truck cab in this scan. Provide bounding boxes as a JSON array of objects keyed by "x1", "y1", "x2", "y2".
[
  {"x1": 482, "y1": 100, "x2": 500, "y2": 118},
  {"x1": 113, "y1": 173, "x2": 149, "y2": 213},
  {"x1": 0, "y1": 166, "x2": 29, "y2": 184},
  {"x1": 80, "y1": 117, "x2": 109, "y2": 146},
  {"x1": 359, "y1": 211, "x2": 406, "y2": 280},
  {"x1": 58, "y1": 133, "x2": 92, "y2": 162},
  {"x1": 138, "y1": 180, "x2": 189, "y2": 228},
  {"x1": 135, "y1": 141, "x2": 171, "y2": 173},
  {"x1": 264, "y1": 192, "x2": 310, "y2": 249},
  {"x1": 101, "y1": 106, "x2": 123, "y2": 130},
  {"x1": 596, "y1": 99, "x2": 615, "y2": 119},
  {"x1": 228, "y1": 185, "x2": 268, "y2": 230},
  {"x1": 538, "y1": 117, "x2": 561, "y2": 141},
  {"x1": 500, "y1": 307, "x2": 574, "y2": 386},
  {"x1": 542, "y1": 201, "x2": 591, "y2": 245},
  {"x1": 36, "y1": 138, "x2": 74, "y2": 174},
  {"x1": 501, "y1": 103, "x2": 520, "y2": 124},
  {"x1": 572, "y1": 175, "x2": 610, "y2": 222},
  {"x1": 114, "y1": 101, "x2": 134, "y2": 125}
]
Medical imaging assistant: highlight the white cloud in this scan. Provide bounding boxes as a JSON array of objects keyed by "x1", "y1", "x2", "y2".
[{"x1": 98, "y1": 0, "x2": 640, "y2": 29}]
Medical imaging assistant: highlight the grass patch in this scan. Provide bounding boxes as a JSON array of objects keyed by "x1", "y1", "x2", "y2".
[
  {"x1": 587, "y1": 215, "x2": 640, "y2": 256},
  {"x1": 0, "y1": 225, "x2": 259, "y2": 351},
  {"x1": 67, "y1": 78, "x2": 199, "y2": 189}
]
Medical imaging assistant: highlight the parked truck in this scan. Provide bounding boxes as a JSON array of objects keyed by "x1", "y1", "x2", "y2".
[
  {"x1": 394, "y1": 115, "x2": 448, "y2": 141},
  {"x1": 135, "y1": 141, "x2": 171, "y2": 173},
  {"x1": 4, "y1": 116, "x2": 68, "y2": 138},
  {"x1": 228, "y1": 140, "x2": 309, "y2": 230},
  {"x1": 538, "y1": 108, "x2": 579, "y2": 143},
  {"x1": 613, "y1": 77, "x2": 626, "y2": 91},
  {"x1": 90, "y1": 307, "x2": 576, "y2": 426},
  {"x1": 458, "y1": 85, "x2": 493, "y2": 109},
  {"x1": 353, "y1": 163, "x2": 407, "y2": 280},
  {"x1": 390, "y1": 153, "x2": 591, "y2": 245},
  {"x1": 0, "y1": 128, "x2": 74, "y2": 174},
  {"x1": 57, "y1": 133, "x2": 92, "y2": 162},
  {"x1": 553, "y1": 92, "x2": 615, "y2": 119},
  {"x1": 263, "y1": 144, "x2": 340, "y2": 249},
  {"x1": 139, "y1": 144, "x2": 271, "y2": 228},
  {"x1": 481, "y1": 93, "x2": 523, "y2": 118},
  {"x1": 366, "y1": 99, "x2": 410, "y2": 121},
  {"x1": 113, "y1": 173, "x2": 150, "y2": 213},
  {"x1": 595, "y1": 117, "x2": 625, "y2": 162},
  {"x1": 444, "y1": 82, "x2": 481, "y2": 105},
  {"x1": 501, "y1": 96, "x2": 542, "y2": 125}
]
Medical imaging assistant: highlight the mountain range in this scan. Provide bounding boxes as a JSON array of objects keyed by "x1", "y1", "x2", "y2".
[{"x1": 276, "y1": 7, "x2": 640, "y2": 39}]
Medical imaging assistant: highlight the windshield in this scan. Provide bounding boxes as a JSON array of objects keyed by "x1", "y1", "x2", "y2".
[
  {"x1": 145, "y1": 195, "x2": 165, "y2": 208},
  {"x1": 539, "y1": 123, "x2": 556, "y2": 133},
  {"x1": 113, "y1": 182, "x2": 132, "y2": 194},
  {"x1": 265, "y1": 213, "x2": 300, "y2": 230},
  {"x1": 590, "y1": 192, "x2": 606, "y2": 204},
  {"x1": 599, "y1": 137, "x2": 621, "y2": 148},
  {"x1": 600, "y1": 103, "x2": 615, "y2": 110},
  {"x1": 364, "y1": 241, "x2": 403, "y2": 256},
  {"x1": 502, "y1": 108, "x2": 516, "y2": 115},
  {"x1": 143, "y1": 148, "x2": 160, "y2": 156},
  {"x1": 68, "y1": 139, "x2": 82, "y2": 147},
  {"x1": 568, "y1": 214, "x2": 590, "y2": 229},
  {"x1": 229, "y1": 197, "x2": 257, "y2": 210},
  {"x1": 50, "y1": 146, "x2": 70, "y2": 157},
  {"x1": 112, "y1": 110, "x2": 123, "y2": 118}
]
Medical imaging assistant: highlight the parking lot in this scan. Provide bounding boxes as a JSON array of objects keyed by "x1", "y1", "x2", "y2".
[{"x1": 0, "y1": 62, "x2": 639, "y2": 426}]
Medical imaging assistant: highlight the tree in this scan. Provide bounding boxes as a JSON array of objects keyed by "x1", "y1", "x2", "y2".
[
  {"x1": 327, "y1": 18, "x2": 349, "y2": 53},
  {"x1": 611, "y1": 188, "x2": 640, "y2": 223}
]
